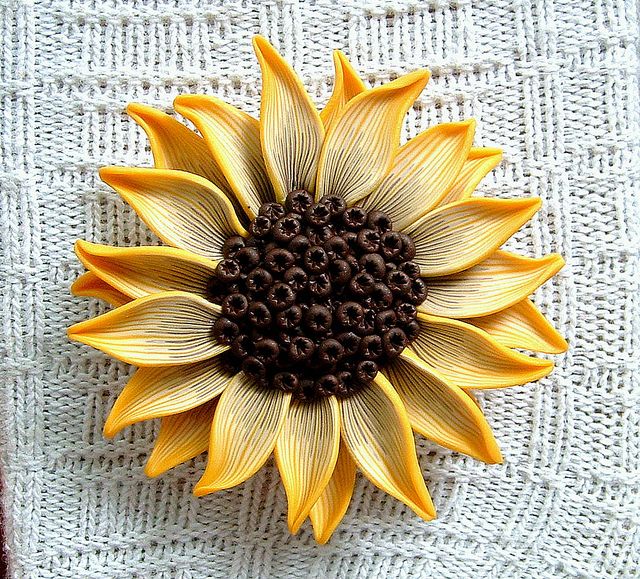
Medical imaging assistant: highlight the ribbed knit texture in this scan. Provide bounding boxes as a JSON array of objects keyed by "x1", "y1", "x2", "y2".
[{"x1": 1, "y1": 1, "x2": 639, "y2": 577}]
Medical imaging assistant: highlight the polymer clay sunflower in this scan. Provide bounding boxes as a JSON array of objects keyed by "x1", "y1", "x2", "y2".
[{"x1": 68, "y1": 36, "x2": 567, "y2": 543}]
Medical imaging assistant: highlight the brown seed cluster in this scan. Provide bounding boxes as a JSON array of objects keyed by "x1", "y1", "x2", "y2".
[{"x1": 207, "y1": 189, "x2": 424, "y2": 400}]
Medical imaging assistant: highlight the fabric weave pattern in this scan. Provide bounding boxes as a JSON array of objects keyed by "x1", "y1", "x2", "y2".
[{"x1": 1, "y1": 0, "x2": 639, "y2": 577}]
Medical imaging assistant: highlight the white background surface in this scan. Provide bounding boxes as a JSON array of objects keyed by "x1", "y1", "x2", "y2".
[{"x1": 1, "y1": 0, "x2": 639, "y2": 577}]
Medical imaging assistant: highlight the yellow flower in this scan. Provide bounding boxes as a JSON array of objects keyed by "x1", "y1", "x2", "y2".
[{"x1": 68, "y1": 36, "x2": 567, "y2": 544}]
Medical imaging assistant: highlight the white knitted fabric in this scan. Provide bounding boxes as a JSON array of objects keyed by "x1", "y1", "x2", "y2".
[{"x1": 1, "y1": 1, "x2": 639, "y2": 577}]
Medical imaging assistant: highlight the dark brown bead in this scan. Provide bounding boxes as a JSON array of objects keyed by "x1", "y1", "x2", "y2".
[
  {"x1": 247, "y1": 302, "x2": 272, "y2": 328},
  {"x1": 305, "y1": 202, "x2": 331, "y2": 226},
  {"x1": 399, "y1": 233, "x2": 416, "y2": 260},
  {"x1": 398, "y1": 260, "x2": 421, "y2": 278},
  {"x1": 359, "y1": 334, "x2": 383, "y2": 360},
  {"x1": 316, "y1": 374, "x2": 340, "y2": 397},
  {"x1": 265, "y1": 248, "x2": 295, "y2": 273},
  {"x1": 222, "y1": 235, "x2": 246, "y2": 258},
  {"x1": 404, "y1": 319, "x2": 421, "y2": 340},
  {"x1": 249, "y1": 215, "x2": 272, "y2": 238},
  {"x1": 307, "y1": 225, "x2": 333, "y2": 245},
  {"x1": 349, "y1": 272, "x2": 375, "y2": 297},
  {"x1": 342, "y1": 230, "x2": 359, "y2": 251},
  {"x1": 324, "y1": 236, "x2": 349, "y2": 259},
  {"x1": 267, "y1": 282, "x2": 296, "y2": 311},
  {"x1": 396, "y1": 303, "x2": 417, "y2": 324},
  {"x1": 236, "y1": 247, "x2": 261, "y2": 271},
  {"x1": 375, "y1": 309, "x2": 397, "y2": 332},
  {"x1": 367, "y1": 210, "x2": 393, "y2": 232},
  {"x1": 356, "y1": 228, "x2": 381, "y2": 253},
  {"x1": 321, "y1": 195, "x2": 347, "y2": 217},
  {"x1": 272, "y1": 216, "x2": 302, "y2": 243},
  {"x1": 409, "y1": 277, "x2": 427, "y2": 303},
  {"x1": 317, "y1": 339, "x2": 344, "y2": 366},
  {"x1": 241, "y1": 356, "x2": 266, "y2": 380},
  {"x1": 285, "y1": 189, "x2": 314, "y2": 214},
  {"x1": 273, "y1": 372, "x2": 299, "y2": 392},
  {"x1": 221, "y1": 293, "x2": 248, "y2": 319},
  {"x1": 304, "y1": 246, "x2": 329, "y2": 274},
  {"x1": 216, "y1": 258, "x2": 241, "y2": 283},
  {"x1": 380, "y1": 231, "x2": 403, "y2": 260},
  {"x1": 288, "y1": 234, "x2": 310, "y2": 256},
  {"x1": 355, "y1": 360, "x2": 378, "y2": 382},
  {"x1": 336, "y1": 301, "x2": 364, "y2": 328},
  {"x1": 259, "y1": 201, "x2": 286, "y2": 221},
  {"x1": 283, "y1": 266, "x2": 308, "y2": 291},
  {"x1": 386, "y1": 269, "x2": 412, "y2": 295},
  {"x1": 212, "y1": 317, "x2": 240, "y2": 344},
  {"x1": 276, "y1": 305, "x2": 303, "y2": 329},
  {"x1": 246, "y1": 267, "x2": 273, "y2": 294},
  {"x1": 383, "y1": 327, "x2": 407, "y2": 357},
  {"x1": 305, "y1": 304, "x2": 332, "y2": 334},
  {"x1": 254, "y1": 338, "x2": 280, "y2": 363},
  {"x1": 359, "y1": 253, "x2": 386, "y2": 279},
  {"x1": 289, "y1": 336, "x2": 315, "y2": 362},
  {"x1": 231, "y1": 334, "x2": 252, "y2": 358},
  {"x1": 205, "y1": 276, "x2": 226, "y2": 302},
  {"x1": 264, "y1": 241, "x2": 279, "y2": 253},
  {"x1": 342, "y1": 206, "x2": 368, "y2": 230},
  {"x1": 345, "y1": 254, "x2": 360, "y2": 275},
  {"x1": 371, "y1": 282, "x2": 394, "y2": 309},
  {"x1": 335, "y1": 370, "x2": 352, "y2": 393},
  {"x1": 308, "y1": 273, "x2": 332, "y2": 299},
  {"x1": 328, "y1": 259, "x2": 351, "y2": 285},
  {"x1": 337, "y1": 331, "x2": 361, "y2": 356}
]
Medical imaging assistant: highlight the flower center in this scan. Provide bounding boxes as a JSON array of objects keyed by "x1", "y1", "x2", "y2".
[{"x1": 207, "y1": 190, "x2": 424, "y2": 400}]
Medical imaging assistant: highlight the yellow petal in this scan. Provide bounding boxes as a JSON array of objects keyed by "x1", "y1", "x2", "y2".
[
  {"x1": 410, "y1": 313, "x2": 553, "y2": 389},
  {"x1": 253, "y1": 36, "x2": 325, "y2": 201},
  {"x1": 309, "y1": 441, "x2": 356, "y2": 544},
  {"x1": 320, "y1": 50, "x2": 366, "y2": 130},
  {"x1": 194, "y1": 373, "x2": 291, "y2": 495},
  {"x1": 173, "y1": 95, "x2": 274, "y2": 219},
  {"x1": 340, "y1": 374, "x2": 435, "y2": 520},
  {"x1": 464, "y1": 298, "x2": 568, "y2": 354},
  {"x1": 384, "y1": 350, "x2": 502, "y2": 463},
  {"x1": 437, "y1": 147, "x2": 503, "y2": 207},
  {"x1": 99, "y1": 167, "x2": 247, "y2": 260},
  {"x1": 275, "y1": 396, "x2": 340, "y2": 533},
  {"x1": 145, "y1": 399, "x2": 217, "y2": 478},
  {"x1": 74, "y1": 240, "x2": 218, "y2": 300},
  {"x1": 68, "y1": 291, "x2": 226, "y2": 366},
  {"x1": 71, "y1": 271, "x2": 131, "y2": 307},
  {"x1": 104, "y1": 357, "x2": 234, "y2": 437},
  {"x1": 126, "y1": 103, "x2": 231, "y2": 196},
  {"x1": 316, "y1": 70, "x2": 430, "y2": 204},
  {"x1": 406, "y1": 198, "x2": 542, "y2": 276},
  {"x1": 362, "y1": 121, "x2": 476, "y2": 230},
  {"x1": 420, "y1": 250, "x2": 565, "y2": 318}
]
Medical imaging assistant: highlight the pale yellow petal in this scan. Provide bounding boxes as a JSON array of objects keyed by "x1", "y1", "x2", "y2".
[
  {"x1": 194, "y1": 373, "x2": 291, "y2": 495},
  {"x1": 104, "y1": 358, "x2": 234, "y2": 437},
  {"x1": 340, "y1": 374, "x2": 435, "y2": 520},
  {"x1": 384, "y1": 351, "x2": 502, "y2": 463},
  {"x1": 145, "y1": 399, "x2": 217, "y2": 478},
  {"x1": 71, "y1": 271, "x2": 131, "y2": 307},
  {"x1": 464, "y1": 298, "x2": 568, "y2": 354},
  {"x1": 410, "y1": 313, "x2": 553, "y2": 389},
  {"x1": 362, "y1": 121, "x2": 475, "y2": 229},
  {"x1": 253, "y1": 36, "x2": 325, "y2": 201},
  {"x1": 68, "y1": 291, "x2": 226, "y2": 366},
  {"x1": 275, "y1": 396, "x2": 340, "y2": 533},
  {"x1": 173, "y1": 95, "x2": 274, "y2": 219},
  {"x1": 126, "y1": 103, "x2": 231, "y2": 195},
  {"x1": 437, "y1": 147, "x2": 503, "y2": 207},
  {"x1": 99, "y1": 167, "x2": 247, "y2": 260},
  {"x1": 74, "y1": 241, "x2": 218, "y2": 300},
  {"x1": 309, "y1": 441, "x2": 356, "y2": 544},
  {"x1": 320, "y1": 50, "x2": 366, "y2": 130},
  {"x1": 316, "y1": 70, "x2": 430, "y2": 204},
  {"x1": 420, "y1": 250, "x2": 565, "y2": 318},
  {"x1": 406, "y1": 198, "x2": 541, "y2": 276}
]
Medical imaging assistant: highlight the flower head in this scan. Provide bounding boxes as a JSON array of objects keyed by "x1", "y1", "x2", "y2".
[{"x1": 68, "y1": 36, "x2": 566, "y2": 543}]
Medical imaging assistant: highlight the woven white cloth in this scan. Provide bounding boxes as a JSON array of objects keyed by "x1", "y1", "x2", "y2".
[{"x1": 1, "y1": 0, "x2": 639, "y2": 577}]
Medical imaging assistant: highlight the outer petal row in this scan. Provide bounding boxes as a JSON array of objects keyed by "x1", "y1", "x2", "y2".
[
  {"x1": 320, "y1": 50, "x2": 366, "y2": 129},
  {"x1": 71, "y1": 271, "x2": 131, "y2": 307}
]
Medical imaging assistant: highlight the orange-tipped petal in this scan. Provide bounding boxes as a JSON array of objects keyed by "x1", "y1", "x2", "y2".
[
  {"x1": 362, "y1": 121, "x2": 475, "y2": 229},
  {"x1": 68, "y1": 291, "x2": 226, "y2": 366},
  {"x1": 320, "y1": 50, "x2": 366, "y2": 130},
  {"x1": 71, "y1": 271, "x2": 131, "y2": 307}
]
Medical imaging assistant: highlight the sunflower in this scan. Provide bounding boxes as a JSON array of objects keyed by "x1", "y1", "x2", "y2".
[{"x1": 68, "y1": 36, "x2": 567, "y2": 543}]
